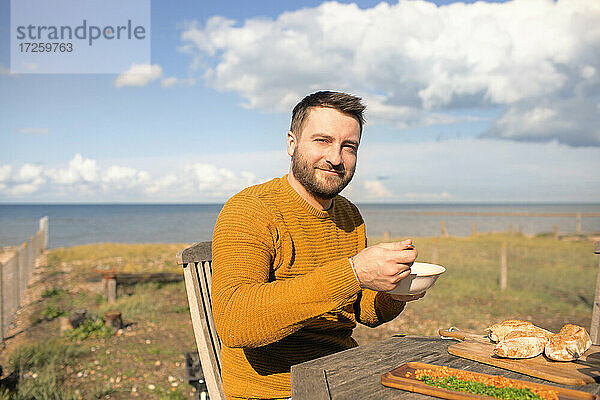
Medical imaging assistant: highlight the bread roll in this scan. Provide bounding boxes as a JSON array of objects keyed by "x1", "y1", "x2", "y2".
[
  {"x1": 494, "y1": 330, "x2": 548, "y2": 359},
  {"x1": 486, "y1": 320, "x2": 552, "y2": 343},
  {"x1": 545, "y1": 324, "x2": 592, "y2": 361}
]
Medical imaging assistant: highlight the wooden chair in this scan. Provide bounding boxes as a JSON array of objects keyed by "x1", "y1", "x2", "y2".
[{"x1": 177, "y1": 241, "x2": 225, "y2": 400}]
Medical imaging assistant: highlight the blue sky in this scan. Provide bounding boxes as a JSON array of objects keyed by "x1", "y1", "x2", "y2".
[{"x1": 1, "y1": 0, "x2": 599, "y2": 203}]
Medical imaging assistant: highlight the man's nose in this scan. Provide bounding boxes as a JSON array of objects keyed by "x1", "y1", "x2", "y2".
[{"x1": 326, "y1": 145, "x2": 343, "y2": 166}]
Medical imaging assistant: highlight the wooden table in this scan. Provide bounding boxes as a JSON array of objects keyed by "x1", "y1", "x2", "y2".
[{"x1": 290, "y1": 336, "x2": 600, "y2": 399}]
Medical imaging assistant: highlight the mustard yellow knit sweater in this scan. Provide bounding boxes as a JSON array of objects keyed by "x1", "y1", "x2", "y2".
[{"x1": 212, "y1": 175, "x2": 406, "y2": 399}]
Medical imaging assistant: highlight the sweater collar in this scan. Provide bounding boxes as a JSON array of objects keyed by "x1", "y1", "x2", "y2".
[{"x1": 280, "y1": 174, "x2": 335, "y2": 219}]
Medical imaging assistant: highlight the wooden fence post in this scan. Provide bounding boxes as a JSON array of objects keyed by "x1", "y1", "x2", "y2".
[
  {"x1": 472, "y1": 222, "x2": 477, "y2": 236},
  {"x1": 554, "y1": 225, "x2": 559, "y2": 240},
  {"x1": 29, "y1": 235, "x2": 35, "y2": 279},
  {"x1": 441, "y1": 221, "x2": 448, "y2": 237},
  {"x1": 509, "y1": 224, "x2": 514, "y2": 235},
  {"x1": 382, "y1": 232, "x2": 390, "y2": 241},
  {"x1": 103, "y1": 273, "x2": 117, "y2": 303},
  {"x1": 576, "y1": 213, "x2": 582, "y2": 233},
  {"x1": 432, "y1": 236, "x2": 439, "y2": 264},
  {"x1": 0, "y1": 258, "x2": 3, "y2": 343},
  {"x1": 37, "y1": 231, "x2": 42, "y2": 258},
  {"x1": 590, "y1": 242, "x2": 600, "y2": 344},
  {"x1": 18, "y1": 244, "x2": 26, "y2": 303},
  {"x1": 39, "y1": 216, "x2": 49, "y2": 250},
  {"x1": 500, "y1": 241, "x2": 507, "y2": 291}
]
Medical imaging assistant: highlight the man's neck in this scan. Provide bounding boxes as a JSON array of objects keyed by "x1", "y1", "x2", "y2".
[{"x1": 287, "y1": 172, "x2": 333, "y2": 211}]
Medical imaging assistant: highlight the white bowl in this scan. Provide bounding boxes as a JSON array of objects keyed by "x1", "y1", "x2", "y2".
[{"x1": 386, "y1": 262, "x2": 446, "y2": 295}]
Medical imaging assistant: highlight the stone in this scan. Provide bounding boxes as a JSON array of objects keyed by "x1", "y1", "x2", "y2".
[
  {"x1": 104, "y1": 310, "x2": 123, "y2": 329},
  {"x1": 69, "y1": 309, "x2": 87, "y2": 329}
]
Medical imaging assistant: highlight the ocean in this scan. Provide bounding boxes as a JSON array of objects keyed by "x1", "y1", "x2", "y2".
[{"x1": 1, "y1": 203, "x2": 599, "y2": 248}]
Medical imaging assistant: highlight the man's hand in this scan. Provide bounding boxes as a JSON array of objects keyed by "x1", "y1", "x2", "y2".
[{"x1": 351, "y1": 239, "x2": 418, "y2": 292}]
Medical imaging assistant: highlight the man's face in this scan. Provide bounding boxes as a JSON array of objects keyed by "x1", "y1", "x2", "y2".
[{"x1": 288, "y1": 107, "x2": 361, "y2": 200}]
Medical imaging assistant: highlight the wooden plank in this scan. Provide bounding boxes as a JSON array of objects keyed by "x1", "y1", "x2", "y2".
[
  {"x1": 114, "y1": 272, "x2": 183, "y2": 284},
  {"x1": 382, "y1": 362, "x2": 598, "y2": 400},
  {"x1": 198, "y1": 261, "x2": 221, "y2": 367},
  {"x1": 0, "y1": 256, "x2": 4, "y2": 342},
  {"x1": 590, "y1": 252, "x2": 600, "y2": 344},
  {"x1": 447, "y1": 341, "x2": 600, "y2": 385},
  {"x1": 176, "y1": 241, "x2": 212, "y2": 265},
  {"x1": 183, "y1": 262, "x2": 225, "y2": 400},
  {"x1": 291, "y1": 366, "x2": 331, "y2": 400}
]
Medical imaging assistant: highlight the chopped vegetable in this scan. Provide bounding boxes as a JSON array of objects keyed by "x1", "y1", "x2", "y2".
[{"x1": 414, "y1": 367, "x2": 558, "y2": 400}]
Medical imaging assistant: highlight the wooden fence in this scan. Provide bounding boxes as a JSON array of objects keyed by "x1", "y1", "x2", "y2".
[{"x1": 0, "y1": 216, "x2": 48, "y2": 342}]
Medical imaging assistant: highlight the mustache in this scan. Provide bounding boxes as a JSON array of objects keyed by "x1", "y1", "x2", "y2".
[{"x1": 314, "y1": 163, "x2": 345, "y2": 174}]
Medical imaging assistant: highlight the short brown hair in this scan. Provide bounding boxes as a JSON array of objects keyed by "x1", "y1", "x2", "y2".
[{"x1": 290, "y1": 91, "x2": 366, "y2": 137}]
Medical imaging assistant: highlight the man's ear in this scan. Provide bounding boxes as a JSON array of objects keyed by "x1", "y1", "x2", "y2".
[{"x1": 287, "y1": 131, "x2": 297, "y2": 157}]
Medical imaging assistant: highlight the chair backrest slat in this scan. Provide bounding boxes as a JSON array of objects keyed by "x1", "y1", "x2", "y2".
[
  {"x1": 178, "y1": 241, "x2": 225, "y2": 400},
  {"x1": 199, "y1": 260, "x2": 221, "y2": 366}
]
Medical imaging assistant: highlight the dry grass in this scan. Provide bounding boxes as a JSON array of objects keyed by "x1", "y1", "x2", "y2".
[{"x1": 47, "y1": 243, "x2": 189, "y2": 274}]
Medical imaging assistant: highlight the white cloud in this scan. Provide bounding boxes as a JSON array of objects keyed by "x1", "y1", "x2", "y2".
[
  {"x1": 181, "y1": 0, "x2": 600, "y2": 146},
  {"x1": 185, "y1": 163, "x2": 258, "y2": 197},
  {"x1": 0, "y1": 164, "x2": 45, "y2": 196},
  {"x1": 484, "y1": 97, "x2": 600, "y2": 146},
  {"x1": 0, "y1": 164, "x2": 45, "y2": 195},
  {"x1": 46, "y1": 154, "x2": 99, "y2": 185},
  {"x1": 1, "y1": 139, "x2": 598, "y2": 202},
  {"x1": 0, "y1": 155, "x2": 268, "y2": 201},
  {"x1": 102, "y1": 165, "x2": 139, "y2": 182},
  {"x1": 145, "y1": 174, "x2": 179, "y2": 195},
  {"x1": 160, "y1": 77, "x2": 178, "y2": 88},
  {"x1": 363, "y1": 180, "x2": 394, "y2": 199},
  {"x1": 356, "y1": 177, "x2": 451, "y2": 201},
  {"x1": 16, "y1": 127, "x2": 50, "y2": 136},
  {"x1": 160, "y1": 76, "x2": 196, "y2": 88},
  {"x1": 0, "y1": 165, "x2": 12, "y2": 182},
  {"x1": 403, "y1": 192, "x2": 452, "y2": 199},
  {"x1": 100, "y1": 165, "x2": 150, "y2": 192},
  {"x1": 9, "y1": 184, "x2": 39, "y2": 196},
  {"x1": 114, "y1": 63, "x2": 163, "y2": 88},
  {"x1": 16, "y1": 164, "x2": 44, "y2": 184}
]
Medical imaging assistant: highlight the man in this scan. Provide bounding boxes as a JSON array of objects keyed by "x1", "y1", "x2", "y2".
[{"x1": 212, "y1": 91, "x2": 424, "y2": 399}]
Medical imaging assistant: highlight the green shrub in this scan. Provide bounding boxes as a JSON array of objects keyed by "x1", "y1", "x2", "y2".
[
  {"x1": 171, "y1": 305, "x2": 189, "y2": 314},
  {"x1": 41, "y1": 288, "x2": 65, "y2": 298},
  {"x1": 64, "y1": 318, "x2": 114, "y2": 341},
  {"x1": 40, "y1": 305, "x2": 66, "y2": 321}
]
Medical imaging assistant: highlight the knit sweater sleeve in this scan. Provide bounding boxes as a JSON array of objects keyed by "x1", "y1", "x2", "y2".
[
  {"x1": 355, "y1": 289, "x2": 407, "y2": 327},
  {"x1": 211, "y1": 193, "x2": 361, "y2": 349}
]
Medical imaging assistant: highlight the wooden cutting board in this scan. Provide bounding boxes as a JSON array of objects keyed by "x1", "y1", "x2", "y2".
[
  {"x1": 381, "y1": 362, "x2": 598, "y2": 400},
  {"x1": 448, "y1": 341, "x2": 600, "y2": 385}
]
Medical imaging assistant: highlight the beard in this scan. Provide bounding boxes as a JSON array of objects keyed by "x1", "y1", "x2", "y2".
[{"x1": 291, "y1": 149, "x2": 355, "y2": 200}]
